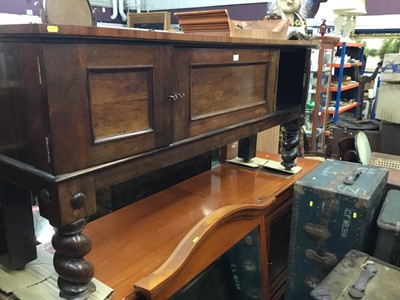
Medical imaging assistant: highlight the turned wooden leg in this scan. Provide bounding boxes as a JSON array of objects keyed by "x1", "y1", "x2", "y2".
[
  {"x1": 52, "y1": 218, "x2": 96, "y2": 299},
  {"x1": 281, "y1": 120, "x2": 300, "y2": 170}
]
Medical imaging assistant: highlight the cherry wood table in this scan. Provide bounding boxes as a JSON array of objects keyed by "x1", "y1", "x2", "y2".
[{"x1": 85, "y1": 153, "x2": 320, "y2": 299}]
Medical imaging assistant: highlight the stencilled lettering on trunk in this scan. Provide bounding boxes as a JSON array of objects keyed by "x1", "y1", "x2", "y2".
[
  {"x1": 230, "y1": 264, "x2": 241, "y2": 291},
  {"x1": 321, "y1": 165, "x2": 339, "y2": 176},
  {"x1": 341, "y1": 208, "x2": 354, "y2": 238},
  {"x1": 337, "y1": 184, "x2": 367, "y2": 196},
  {"x1": 358, "y1": 167, "x2": 376, "y2": 176}
]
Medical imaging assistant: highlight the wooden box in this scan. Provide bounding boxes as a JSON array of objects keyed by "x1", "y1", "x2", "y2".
[
  {"x1": 175, "y1": 9, "x2": 288, "y2": 40},
  {"x1": 127, "y1": 11, "x2": 171, "y2": 30}
]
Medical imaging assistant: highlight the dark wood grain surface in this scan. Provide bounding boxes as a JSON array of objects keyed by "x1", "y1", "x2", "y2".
[
  {"x1": 0, "y1": 24, "x2": 318, "y2": 47},
  {"x1": 0, "y1": 24, "x2": 316, "y2": 299}
]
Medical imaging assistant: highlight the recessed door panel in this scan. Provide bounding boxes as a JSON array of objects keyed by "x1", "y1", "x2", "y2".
[
  {"x1": 174, "y1": 48, "x2": 278, "y2": 139},
  {"x1": 43, "y1": 44, "x2": 172, "y2": 174},
  {"x1": 190, "y1": 62, "x2": 268, "y2": 120},
  {"x1": 88, "y1": 67, "x2": 153, "y2": 144}
]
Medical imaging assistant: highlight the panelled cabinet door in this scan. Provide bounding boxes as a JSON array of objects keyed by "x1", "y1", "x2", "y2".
[
  {"x1": 265, "y1": 194, "x2": 293, "y2": 300},
  {"x1": 41, "y1": 44, "x2": 173, "y2": 174},
  {"x1": 173, "y1": 47, "x2": 279, "y2": 141}
]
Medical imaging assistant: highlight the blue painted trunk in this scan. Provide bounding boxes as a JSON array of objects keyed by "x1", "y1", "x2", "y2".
[{"x1": 286, "y1": 159, "x2": 388, "y2": 300}]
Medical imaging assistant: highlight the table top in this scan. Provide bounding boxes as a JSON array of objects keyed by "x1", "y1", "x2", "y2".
[
  {"x1": 85, "y1": 153, "x2": 320, "y2": 299},
  {"x1": 0, "y1": 23, "x2": 318, "y2": 48}
]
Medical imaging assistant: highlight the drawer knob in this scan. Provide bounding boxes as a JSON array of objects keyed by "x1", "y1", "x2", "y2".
[{"x1": 71, "y1": 193, "x2": 86, "y2": 209}]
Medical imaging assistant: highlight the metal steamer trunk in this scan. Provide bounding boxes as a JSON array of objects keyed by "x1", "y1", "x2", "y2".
[
  {"x1": 310, "y1": 250, "x2": 400, "y2": 300},
  {"x1": 285, "y1": 160, "x2": 388, "y2": 300},
  {"x1": 374, "y1": 189, "x2": 400, "y2": 266}
]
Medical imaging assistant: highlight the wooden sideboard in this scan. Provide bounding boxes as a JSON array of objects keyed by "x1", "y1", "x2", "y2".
[
  {"x1": 0, "y1": 24, "x2": 316, "y2": 299},
  {"x1": 85, "y1": 153, "x2": 320, "y2": 299}
]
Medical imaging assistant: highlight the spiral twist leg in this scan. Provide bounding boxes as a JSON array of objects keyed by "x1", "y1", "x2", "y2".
[
  {"x1": 52, "y1": 218, "x2": 96, "y2": 300},
  {"x1": 281, "y1": 120, "x2": 300, "y2": 170}
]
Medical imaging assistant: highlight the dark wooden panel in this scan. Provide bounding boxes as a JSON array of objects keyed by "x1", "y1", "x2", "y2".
[
  {"x1": 43, "y1": 44, "x2": 173, "y2": 174},
  {"x1": 94, "y1": 109, "x2": 299, "y2": 188},
  {"x1": 182, "y1": 47, "x2": 274, "y2": 63},
  {"x1": 0, "y1": 49, "x2": 18, "y2": 158},
  {"x1": 92, "y1": 151, "x2": 212, "y2": 217},
  {"x1": 190, "y1": 62, "x2": 268, "y2": 119},
  {"x1": 88, "y1": 67, "x2": 153, "y2": 143},
  {"x1": 0, "y1": 43, "x2": 23, "y2": 161},
  {"x1": 0, "y1": 108, "x2": 300, "y2": 193},
  {"x1": 268, "y1": 203, "x2": 291, "y2": 286},
  {"x1": 276, "y1": 48, "x2": 309, "y2": 111},
  {"x1": 43, "y1": 44, "x2": 90, "y2": 173},
  {"x1": 0, "y1": 180, "x2": 37, "y2": 269},
  {"x1": 174, "y1": 47, "x2": 279, "y2": 140},
  {"x1": 0, "y1": 43, "x2": 50, "y2": 172}
]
